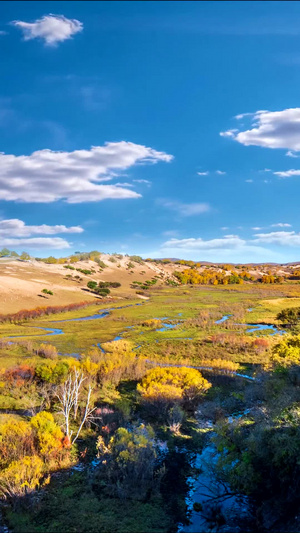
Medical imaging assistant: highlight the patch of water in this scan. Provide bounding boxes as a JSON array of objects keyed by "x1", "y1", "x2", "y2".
[
  {"x1": 156, "y1": 322, "x2": 178, "y2": 332},
  {"x1": 243, "y1": 323, "x2": 285, "y2": 335},
  {"x1": 7, "y1": 326, "x2": 64, "y2": 338},
  {"x1": 181, "y1": 410, "x2": 252, "y2": 532},
  {"x1": 215, "y1": 315, "x2": 232, "y2": 324}
]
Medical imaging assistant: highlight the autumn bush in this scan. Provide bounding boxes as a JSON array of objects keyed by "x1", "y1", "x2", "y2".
[
  {"x1": 270, "y1": 334, "x2": 300, "y2": 368},
  {"x1": 137, "y1": 366, "x2": 211, "y2": 417},
  {"x1": 0, "y1": 412, "x2": 70, "y2": 503},
  {"x1": 0, "y1": 301, "x2": 92, "y2": 324}
]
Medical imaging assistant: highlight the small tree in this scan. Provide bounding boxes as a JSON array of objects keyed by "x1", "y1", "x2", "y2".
[{"x1": 56, "y1": 370, "x2": 96, "y2": 444}]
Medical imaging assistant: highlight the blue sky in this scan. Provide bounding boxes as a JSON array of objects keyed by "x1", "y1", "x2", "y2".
[{"x1": 2, "y1": 1, "x2": 300, "y2": 262}]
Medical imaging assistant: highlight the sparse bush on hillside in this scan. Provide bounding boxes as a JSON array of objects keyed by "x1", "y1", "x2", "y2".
[
  {"x1": 129, "y1": 255, "x2": 144, "y2": 264},
  {"x1": 94, "y1": 258, "x2": 107, "y2": 268},
  {"x1": 41, "y1": 289, "x2": 53, "y2": 296},
  {"x1": 87, "y1": 281, "x2": 98, "y2": 291},
  {"x1": 96, "y1": 288, "x2": 111, "y2": 297}
]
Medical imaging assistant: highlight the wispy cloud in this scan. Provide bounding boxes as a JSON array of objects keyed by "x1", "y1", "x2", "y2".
[
  {"x1": 286, "y1": 150, "x2": 299, "y2": 158},
  {"x1": 162, "y1": 235, "x2": 245, "y2": 251},
  {"x1": 162, "y1": 230, "x2": 180, "y2": 237},
  {"x1": 197, "y1": 171, "x2": 209, "y2": 176},
  {"x1": 133, "y1": 179, "x2": 151, "y2": 187},
  {"x1": 158, "y1": 199, "x2": 211, "y2": 217},
  {"x1": 12, "y1": 14, "x2": 83, "y2": 46},
  {"x1": 216, "y1": 170, "x2": 226, "y2": 175},
  {"x1": 271, "y1": 223, "x2": 292, "y2": 228},
  {"x1": 0, "y1": 237, "x2": 71, "y2": 249}
]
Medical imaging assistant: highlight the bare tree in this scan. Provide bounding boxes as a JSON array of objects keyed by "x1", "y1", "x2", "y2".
[{"x1": 56, "y1": 370, "x2": 96, "y2": 444}]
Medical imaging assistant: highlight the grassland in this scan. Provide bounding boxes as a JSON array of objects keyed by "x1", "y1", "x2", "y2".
[{"x1": 1, "y1": 283, "x2": 300, "y2": 363}]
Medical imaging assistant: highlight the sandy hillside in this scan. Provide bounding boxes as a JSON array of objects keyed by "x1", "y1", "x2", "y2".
[{"x1": 0, "y1": 256, "x2": 178, "y2": 314}]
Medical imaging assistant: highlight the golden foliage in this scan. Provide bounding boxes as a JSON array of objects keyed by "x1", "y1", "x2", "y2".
[{"x1": 137, "y1": 366, "x2": 211, "y2": 404}]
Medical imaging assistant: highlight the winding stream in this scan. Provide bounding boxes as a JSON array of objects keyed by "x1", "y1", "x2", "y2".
[{"x1": 215, "y1": 311, "x2": 285, "y2": 335}]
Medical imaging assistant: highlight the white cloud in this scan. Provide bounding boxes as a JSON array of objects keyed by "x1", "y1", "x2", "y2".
[
  {"x1": 156, "y1": 234, "x2": 278, "y2": 262},
  {"x1": 12, "y1": 14, "x2": 83, "y2": 46},
  {"x1": 162, "y1": 235, "x2": 246, "y2": 251},
  {"x1": 197, "y1": 171, "x2": 209, "y2": 176},
  {"x1": 114, "y1": 182, "x2": 134, "y2": 187},
  {"x1": 286, "y1": 150, "x2": 299, "y2": 158},
  {"x1": 216, "y1": 170, "x2": 226, "y2": 175},
  {"x1": 158, "y1": 200, "x2": 211, "y2": 217},
  {"x1": 245, "y1": 179, "x2": 253, "y2": 183},
  {"x1": 273, "y1": 169, "x2": 300, "y2": 178},
  {"x1": 0, "y1": 141, "x2": 172, "y2": 203},
  {"x1": 271, "y1": 223, "x2": 292, "y2": 228},
  {"x1": 0, "y1": 219, "x2": 83, "y2": 237},
  {"x1": 252, "y1": 227, "x2": 262, "y2": 230},
  {"x1": 221, "y1": 226, "x2": 229, "y2": 231},
  {"x1": 162, "y1": 230, "x2": 180, "y2": 237},
  {"x1": 220, "y1": 129, "x2": 238, "y2": 138},
  {"x1": 235, "y1": 112, "x2": 255, "y2": 120},
  {"x1": 253, "y1": 231, "x2": 300, "y2": 246},
  {"x1": 0, "y1": 237, "x2": 71, "y2": 249},
  {"x1": 221, "y1": 108, "x2": 300, "y2": 151},
  {"x1": 133, "y1": 179, "x2": 151, "y2": 187}
]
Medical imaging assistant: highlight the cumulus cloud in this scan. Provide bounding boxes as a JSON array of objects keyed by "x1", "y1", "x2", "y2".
[
  {"x1": 253, "y1": 231, "x2": 300, "y2": 246},
  {"x1": 0, "y1": 237, "x2": 71, "y2": 249},
  {"x1": 271, "y1": 223, "x2": 292, "y2": 228},
  {"x1": 12, "y1": 14, "x2": 83, "y2": 46},
  {"x1": 0, "y1": 141, "x2": 172, "y2": 203},
  {"x1": 158, "y1": 200, "x2": 211, "y2": 217},
  {"x1": 221, "y1": 108, "x2": 300, "y2": 151},
  {"x1": 273, "y1": 169, "x2": 300, "y2": 178},
  {"x1": 0, "y1": 219, "x2": 83, "y2": 237}
]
